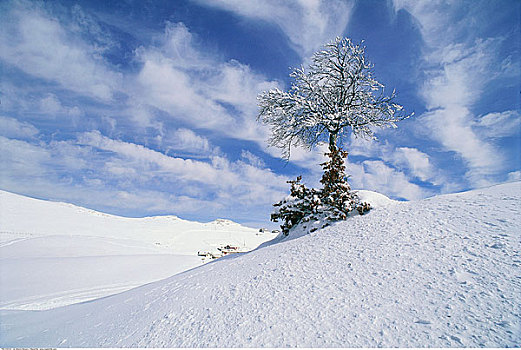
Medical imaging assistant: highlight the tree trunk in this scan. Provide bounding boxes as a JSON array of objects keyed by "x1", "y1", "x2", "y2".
[{"x1": 329, "y1": 132, "x2": 337, "y2": 152}]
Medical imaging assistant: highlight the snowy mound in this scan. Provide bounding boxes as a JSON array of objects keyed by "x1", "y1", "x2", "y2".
[
  {"x1": 205, "y1": 218, "x2": 244, "y2": 228},
  {"x1": 1, "y1": 182, "x2": 520, "y2": 347},
  {"x1": 356, "y1": 189, "x2": 398, "y2": 208},
  {"x1": 0, "y1": 190, "x2": 276, "y2": 310}
]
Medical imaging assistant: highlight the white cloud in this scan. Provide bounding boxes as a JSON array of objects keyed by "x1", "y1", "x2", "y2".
[
  {"x1": 473, "y1": 110, "x2": 521, "y2": 138},
  {"x1": 39, "y1": 95, "x2": 62, "y2": 115},
  {"x1": 205, "y1": 60, "x2": 276, "y2": 142},
  {"x1": 78, "y1": 131, "x2": 224, "y2": 185},
  {"x1": 0, "y1": 136, "x2": 50, "y2": 180},
  {"x1": 39, "y1": 94, "x2": 83, "y2": 118},
  {"x1": 0, "y1": 147, "x2": 222, "y2": 216},
  {"x1": 136, "y1": 58, "x2": 233, "y2": 129},
  {"x1": 421, "y1": 40, "x2": 497, "y2": 109},
  {"x1": 0, "y1": 1, "x2": 121, "y2": 100},
  {"x1": 392, "y1": 147, "x2": 434, "y2": 182},
  {"x1": 393, "y1": 0, "x2": 509, "y2": 186},
  {"x1": 343, "y1": 136, "x2": 447, "y2": 187},
  {"x1": 69, "y1": 4, "x2": 116, "y2": 55},
  {"x1": 271, "y1": 138, "x2": 431, "y2": 201},
  {"x1": 241, "y1": 150, "x2": 266, "y2": 169},
  {"x1": 134, "y1": 23, "x2": 276, "y2": 145},
  {"x1": 1, "y1": 132, "x2": 290, "y2": 221},
  {"x1": 345, "y1": 136, "x2": 381, "y2": 158},
  {"x1": 0, "y1": 9, "x2": 294, "y2": 221},
  {"x1": 194, "y1": 0, "x2": 354, "y2": 58},
  {"x1": 124, "y1": 102, "x2": 159, "y2": 129},
  {"x1": 0, "y1": 8, "x2": 278, "y2": 162},
  {"x1": 0, "y1": 116, "x2": 39, "y2": 139},
  {"x1": 349, "y1": 160, "x2": 426, "y2": 200},
  {"x1": 167, "y1": 128, "x2": 216, "y2": 156},
  {"x1": 274, "y1": 143, "x2": 330, "y2": 188},
  {"x1": 78, "y1": 131, "x2": 289, "y2": 204},
  {"x1": 422, "y1": 107, "x2": 502, "y2": 172},
  {"x1": 153, "y1": 22, "x2": 208, "y2": 69},
  {"x1": 507, "y1": 171, "x2": 521, "y2": 182}
]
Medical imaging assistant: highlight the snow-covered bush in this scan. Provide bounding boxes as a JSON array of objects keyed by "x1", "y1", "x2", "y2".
[
  {"x1": 271, "y1": 151, "x2": 371, "y2": 235},
  {"x1": 319, "y1": 148, "x2": 370, "y2": 221},
  {"x1": 271, "y1": 176, "x2": 322, "y2": 235}
]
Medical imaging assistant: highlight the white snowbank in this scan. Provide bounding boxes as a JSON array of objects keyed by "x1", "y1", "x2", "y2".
[{"x1": 1, "y1": 182, "x2": 519, "y2": 347}]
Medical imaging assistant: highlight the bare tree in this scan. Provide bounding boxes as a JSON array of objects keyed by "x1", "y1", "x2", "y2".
[{"x1": 258, "y1": 36, "x2": 410, "y2": 158}]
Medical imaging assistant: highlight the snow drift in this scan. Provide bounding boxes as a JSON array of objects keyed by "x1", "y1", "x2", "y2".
[{"x1": 1, "y1": 182, "x2": 520, "y2": 347}]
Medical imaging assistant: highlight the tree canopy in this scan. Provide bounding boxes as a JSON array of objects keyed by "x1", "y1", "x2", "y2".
[{"x1": 258, "y1": 37, "x2": 410, "y2": 158}]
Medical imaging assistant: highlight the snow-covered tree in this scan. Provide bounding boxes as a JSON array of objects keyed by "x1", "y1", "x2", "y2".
[
  {"x1": 259, "y1": 37, "x2": 409, "y2": 234},
  {"x1": 319, "y1": 147, "x2": 367, "y2": 221},
  {"x1": 258, "y1": 36, "x2": 409, "y2": 158},
  {"x1": 271, "y1": 176, "x2": 322, "y2": 235}
]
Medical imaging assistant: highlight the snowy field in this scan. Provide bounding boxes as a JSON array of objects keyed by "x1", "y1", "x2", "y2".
[
  {"x1": 1, "y1": 182, "x2": 520, "y2": 347},
  {"x1": 0, "y1": 190, "x2": 276, "y2": 310}
]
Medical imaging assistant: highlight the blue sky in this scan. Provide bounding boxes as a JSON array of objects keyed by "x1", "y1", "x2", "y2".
[{"x1": 1, "y1": 0, "x2": 519, "y2": 228}]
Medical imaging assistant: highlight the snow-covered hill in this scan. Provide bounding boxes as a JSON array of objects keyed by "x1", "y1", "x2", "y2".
[
  {"x1": 1, "y1": 182, "x2": 520, "y2": 347},
  {"x1": 0, "y1": 190, "x2": 277, "y2": 310},
  {"x1": 0, "y1": 190, "x2": 272, "y2": 253}
]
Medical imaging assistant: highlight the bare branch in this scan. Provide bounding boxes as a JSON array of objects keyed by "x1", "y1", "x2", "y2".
[{"x1": 258, "y1": 37, "x2": 411, "y2": 159}]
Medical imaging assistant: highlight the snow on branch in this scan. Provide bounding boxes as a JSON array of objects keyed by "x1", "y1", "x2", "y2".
[{"x1": 258, "y1": 36, "x2": 411, "y2": 159}]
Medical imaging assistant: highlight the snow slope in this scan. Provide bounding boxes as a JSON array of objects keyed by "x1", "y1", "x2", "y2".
[
  {"x1": 0, "y1": 190, "x2": 276, "y2": 310},
  {"x1": 1, "y1": 182, "x2": 520, "y2": 347}
]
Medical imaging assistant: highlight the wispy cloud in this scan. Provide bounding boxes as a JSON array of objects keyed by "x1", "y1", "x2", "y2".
[
  {"x1": 0, "y1": 116, "x2": 39, "y2": 139},
  {"x1": 392, "y1": 147, "x2": 435, "y2": 183},
  {"x1": 1, "y1": 0, "x2": 517, "y2": 223},
  {"x1": 134, "y1": 22, "x2": 277, "y2": 145},
  {"x1": 39, "y1": 94, "x2": 83, "y2": 118},
  {"x1": 274, "y1": 140, "x2": 432, "y2": 201},
  {"x1": 0, "y1": 136, "x2": 223, "y2": 216},
  {"x1": 1, "y1": 122, "x2": 289, "y2": 221},
  {"x1": 240, "y1": 150, "x2": 266, "y2": 169},
  {"x1": 473, "y1": 110, "x2": 521, "y2": 139},
  {"x1": 393, "y1": 0, "x2": 519, "y2": 187},
  {"x1": 0, "y1": 1, "x2": 121, "y2": 100},
  {"x1": 347, "y1": 135, "x2": 449, "y2": 188},
  {"x1": 0, "y1": 2, "x2": 291, "y2": 221},
  {"x1": 349, "y1": 159, "x2": 426, "y2": 201},
  {"x1": 193, "y1": 0, "x2": 354, "y2": 58},
  {"x1": 79, "y1": 131, "x2": 290, "y2": 214},
  {"x1": 165, "y1": 128, "x2": 217, "y2": 157}
]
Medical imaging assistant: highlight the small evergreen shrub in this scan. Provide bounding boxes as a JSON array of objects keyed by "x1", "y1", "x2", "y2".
[
  {"x1": 271, "y1": 149, "x2": 371, "y2": 236},
  {"x1": 271, "y1": 176, "x2": 322, "y2": 235}
]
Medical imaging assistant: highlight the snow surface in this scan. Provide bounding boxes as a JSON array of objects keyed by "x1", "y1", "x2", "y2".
[
  {"x1": 1, "y1": 182, "x2": 520, "y2": 347},
  {"x1": 0, "y1": 190, "x2": 276, "y2": 310},
  {"x1": 357, "y1": 189, "x2": 398, "y2": 208}
]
